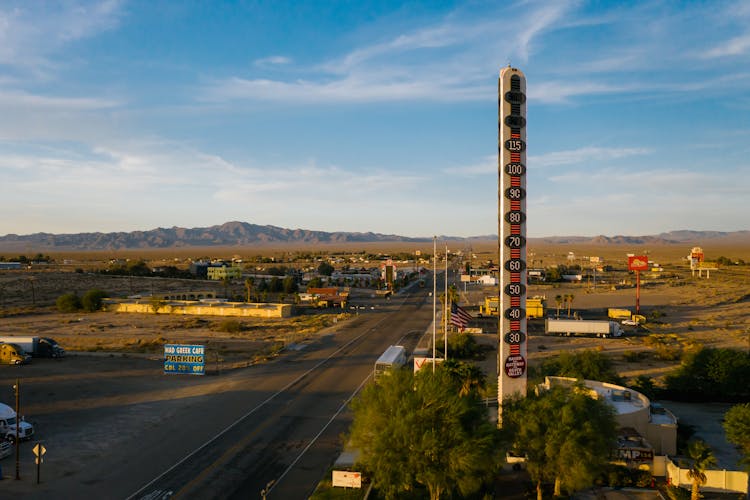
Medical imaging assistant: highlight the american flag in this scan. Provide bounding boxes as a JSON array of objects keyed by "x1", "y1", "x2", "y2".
[{"x1": 450, "y1": 302, "x2": 472, "y2": 330}]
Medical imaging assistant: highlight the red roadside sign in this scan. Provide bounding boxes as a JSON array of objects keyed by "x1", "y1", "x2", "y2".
[{"x1": 628, "y1": 256, "x2": 649, "y2": 271}]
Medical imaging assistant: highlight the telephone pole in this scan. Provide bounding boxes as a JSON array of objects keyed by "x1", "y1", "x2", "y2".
[{"x1": 14, "y1": 378, "x2": 20, "y2": 480}]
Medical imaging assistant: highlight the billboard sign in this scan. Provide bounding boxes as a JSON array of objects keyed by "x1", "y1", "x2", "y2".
[
  {"x1": 413, "y1": 356, "x2": 443, "y2": 373},
  {"x1": 628, "y1": 256, "x2": 649, "y2": 271},
  {"x1": 332, "y1": 470, "x2": 362, "y2": 488},
  {"x1": 164, "y1": 344, "x2": 205, "y2": 375}
]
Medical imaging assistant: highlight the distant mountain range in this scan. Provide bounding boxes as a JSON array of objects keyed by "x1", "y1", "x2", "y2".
[{"x1": 0, "y1": 221, "x2": 748, "y2": 251}]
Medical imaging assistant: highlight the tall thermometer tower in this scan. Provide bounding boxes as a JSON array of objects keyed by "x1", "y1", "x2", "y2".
[{"x1": 498, "y1": 66, "x2": 528, "y2": 423}]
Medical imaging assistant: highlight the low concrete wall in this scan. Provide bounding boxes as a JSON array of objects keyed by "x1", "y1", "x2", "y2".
[{"x1": 104, "y1": 299, "x2": 292, "y2": 318}]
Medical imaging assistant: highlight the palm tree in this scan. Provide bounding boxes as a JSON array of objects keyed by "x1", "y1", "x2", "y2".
[
  {"x1": 244, "y1": 277, "x2": 255, "y2": 303},
  {"x1": 566, "y1": 294, "x2": 575, "y2": 317},
  {"x1": 555, "y1": 295, "x2": 563, "y2": 318},
  {"x1": 686, "y1": 439, "x2": 717, "y2": 500},
  {"x1": 447, "y1": 284, "x2": 460, "y2": 305}
]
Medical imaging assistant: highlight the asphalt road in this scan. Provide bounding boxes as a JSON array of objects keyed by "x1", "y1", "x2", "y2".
[{"x1": 118, "y1": 282, "x2": 436, "y2": 499}]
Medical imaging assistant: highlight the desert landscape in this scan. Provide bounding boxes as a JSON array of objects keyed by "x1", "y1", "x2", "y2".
[
  {"x1": 1, "y1": 241, "x2": 748, "y2": 380},
  {"x1": 0, "y1": 241, "x2": 748, "y2": 495}
]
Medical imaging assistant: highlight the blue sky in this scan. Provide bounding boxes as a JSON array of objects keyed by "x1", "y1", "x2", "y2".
[{"x1": 1, "y1": 1, "x2": 749, "y2": 238}]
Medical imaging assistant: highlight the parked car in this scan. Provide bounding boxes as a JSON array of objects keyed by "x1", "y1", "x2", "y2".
[{"x1": 0, "y1": 440, "x2": 12, "y2": 460}]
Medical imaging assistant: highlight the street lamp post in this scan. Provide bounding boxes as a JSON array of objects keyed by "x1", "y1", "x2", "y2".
[{"x1": 14, "y1": 379, "x2": 20, "y2": 480}]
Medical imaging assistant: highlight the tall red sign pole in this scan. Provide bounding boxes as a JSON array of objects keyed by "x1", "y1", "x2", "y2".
[
  {"x1": 636, "y1": 270, "x2": 640, "y2": 316},
  {"x1": 628, "y1": 256, "x2": 648, "y2": 317},
  {"x1": 498, "y1": 66, "x2": 528, "y2": 426}
]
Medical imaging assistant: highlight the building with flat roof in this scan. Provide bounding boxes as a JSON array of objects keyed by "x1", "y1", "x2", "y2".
[
  {"x1": 207, "y1": 265, "x2": 242, "y2": 280},
  {"x1": 541, "y1": 376, "x2": 677, "y2": 457}
]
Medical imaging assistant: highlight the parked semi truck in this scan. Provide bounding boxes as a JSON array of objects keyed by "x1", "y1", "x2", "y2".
[
  {"x1": 0, "y1": 402, "x2": 34, "y2": 443},
  {"x1": 0, "y1": 336, "x2": 65, "y2": 358},
  {"x1": 479, "y1": 296, "x2": 545, "y2": 319},
  {"x1": 0, "y1": 343, "x2": 31, "y2": 365},
  {"x1": 545, "y1": 318, "x2": 624, "y2": 338}
]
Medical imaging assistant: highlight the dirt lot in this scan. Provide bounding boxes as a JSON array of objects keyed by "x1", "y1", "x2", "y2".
[
  {"x1": 0, "y1": 271, "x2": 349, "y2": 367},
  {"x1": 524, "y1": 265, "x2": 750, "y2": 383}
]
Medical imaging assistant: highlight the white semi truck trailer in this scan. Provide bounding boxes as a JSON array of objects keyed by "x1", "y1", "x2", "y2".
[
  {"x1": 545, "y1": 319, "x2": 624, "y2": 338},
  {"x1": 0, "y1": 336, "x2": 65, "y2": 358}
]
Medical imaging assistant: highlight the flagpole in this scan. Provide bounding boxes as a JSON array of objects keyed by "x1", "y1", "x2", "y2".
[
  {"x1": 444, "y1": 243, "x2": 448, "y2": 361},
  {"x1": 433, "y1": 235, "x2": 437, "y2": 373}
]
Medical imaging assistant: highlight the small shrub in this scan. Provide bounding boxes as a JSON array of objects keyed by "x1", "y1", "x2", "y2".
[
  {"x1": 622, "y1": 350, "x2": 646, "y2": 362},
  {"x1": 214, "y1": 319, "x2": 244, "y2": 333},
  {"x1": 603, "y1": 464, "x2": 652, "y2": 489},
  {"x1": 665, "y1": 484, "x2": 690, "y2": 500},
  {"x1": 56, "y1": 293, "x2": 82, "y2": 313},
  {"x1": 654, "y1": 344, "x2": 681, "y2": 361},
  {"x1": 81, "y1": 289, "x2": 107, "y2": 312},
  {"x1": 149, "y1": 297, "x2": 166, "y2": 313}
]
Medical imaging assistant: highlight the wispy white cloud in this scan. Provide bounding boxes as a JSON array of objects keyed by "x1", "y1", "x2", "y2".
[
  {"x1": 0, "y1": 89, "x2": 119, "y2": 110},
  {"x1": 702, "y1": 34, "x2": 750, "y2": 58},
  {"x1": 202, "y1": 2, "x2": 580, "y2": 104},
  {"x1": 0, "y1": 140, "x2": 428, "y2": 233},
  {"x1": 253, "y1": 55, "x2": 292, "y2": 67},
  {"x1": 205, "y1": 75, "x2": 492, "y2": 103},
  {"x1": 442, "y1": 155, "x2": 495, "y2": 176},
  {"x1": 516, "y1": 2, "x2": 574, "y2": 62},
  {"x1": 530, "y1": 147, "x2": 650, "y2": 168},
  {"x1": 0, "y1": 1, "x2": 123, "y2": 72}
]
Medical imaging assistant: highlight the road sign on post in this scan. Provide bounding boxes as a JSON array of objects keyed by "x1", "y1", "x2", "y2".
[{"x1": 33, "y1": 443, "x2": 46, "y2": 484}]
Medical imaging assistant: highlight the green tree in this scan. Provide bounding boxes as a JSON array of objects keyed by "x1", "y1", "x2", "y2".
[
  {"x1": 665, "y1": 348, "x2": 750, "y2": 401},
  {"x1": 317, "y1": 261, "x2": 334, "y2": 276},
  {"x1": 555, "y1": 294, "x2": 563, "y2": 317},
  {"x1": 631, "y1": 375, "x2": 657, "y2": 400},
  {"x1": 244, "y1": 277, "x2": 254, "y2": 302},
  {"x1": 306, "y1": 277, "x2": 323, "y2": 289},
  {"x1": 126, "y1": 260, "x2": 150, "y2": 276},
  {"x1": 56, "y1": 293, "x2": 81, "y2": 313},
  {"x1": 547, "y1": 267, "x2": 562, "y2": 282},
  {"x1": 685, "y1": 440, "x2": 717, "y2": 500},
  {"x1": 282, "y1": 275, "x2": 297, "y2": 294},
  {"x1": 349, "y1": 367, "x2": 500, "y2": 499},
  {"x1": 447, "y1": 284, "x2": 459, "y2": 306},
  {"x1": 446, "y1": 332, "x2": 482, "y2": 360},
  {"x1": 723, "y1": 403, "x2": 750, "y2": 471},
  {"x1": 537, "y1": 349, "x2": 622, "y2": 384},
  {"x1": 81, "y1": 289, "x2": 107, "y2": 312},
  {"x1": 566, "y1": 293, "x2": 575, "y2": 317},
  {"x1": 504, "y1": 385, "x2": 617, "y2": 500},
  {"x1": 441, "y1": 359, "x2": 486, "y2": 397}
]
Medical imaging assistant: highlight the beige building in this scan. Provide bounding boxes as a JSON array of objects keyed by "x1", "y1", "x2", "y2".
[
  {"x1": 541, "y1": 377, "x2": 677, "y2": 463},
  {"x1": 104, "y1": 298, "x2": 292, "y2": 318},
  {"x1": 207, "y1": 265, "x2": 242, "y2": 280}
]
